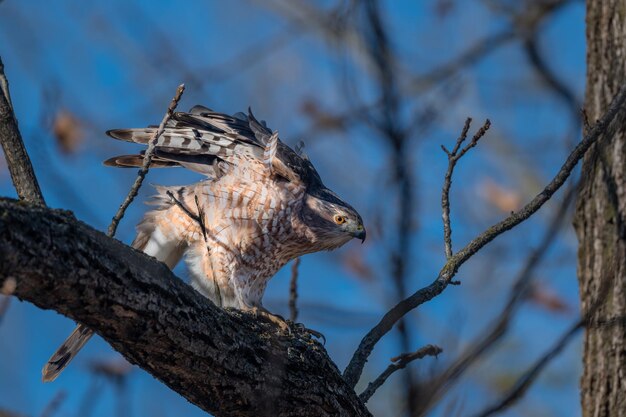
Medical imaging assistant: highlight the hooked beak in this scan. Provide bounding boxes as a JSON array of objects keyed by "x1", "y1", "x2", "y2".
[{"x1": 351, "y1": 225, "x2": 366, "y2": 243}]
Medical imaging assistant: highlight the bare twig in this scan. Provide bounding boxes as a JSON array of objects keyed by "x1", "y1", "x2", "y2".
[
  {"x1": 165, "y1": 190, "x2": 200, "y2": 222},
  {"x1": 107, "y1": 84, "x2": 185, "y2": 237},
  {"x1": 343, "y1": 84, "x2": 626, "y2": 389},
  {"x1": 194, "y1": 194, "x2": 222, "y2": 307},
  {"x1": 441, "y1": 118, "x2": 490, "y2": 258},
  {"x1": 289, "y1": 258, "x2": 300, "y2": 322},
  {"x1": 359, "y1": 344, "x2": 442, "y2": 403},
  {"x1": 0, "y1": 56, "x2": 45, "y2": 206},
  {"x1": 165, "y1": 189, "x2": 222, "y2": 307}
]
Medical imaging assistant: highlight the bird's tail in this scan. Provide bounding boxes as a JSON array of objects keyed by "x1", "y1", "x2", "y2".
[{"x1": 41, "y1": 323, "x2": 94, "y2": 382}]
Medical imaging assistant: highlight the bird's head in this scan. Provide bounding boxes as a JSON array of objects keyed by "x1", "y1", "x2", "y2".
[{"x1": 300, "y1": 192, "x2": 366, "y2": 250}]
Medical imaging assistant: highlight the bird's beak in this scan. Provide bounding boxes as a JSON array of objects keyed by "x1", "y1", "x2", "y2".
[{"x1": 351, "y1": 225, "x2": 366, "y2": 243}]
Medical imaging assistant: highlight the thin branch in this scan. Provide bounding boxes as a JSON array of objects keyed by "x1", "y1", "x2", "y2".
[
  {"x1": 107, "y1": 84, "x2": 185, "y2": 237},
  {"x1": 343, "y1": 83, "x2": 626, "y2": 389},
  {"x1": 359, "y1": 344, "x2": 442, "y2": 403},
  {"x1": 194, "y1": 194, "x2": 222, "y2": 307},
  {"x1": 165, "y1": 189, "x2": 223, "y2": 307},
  {"x1": 165, "y1": 190, "x2": 200, "y2": 222},
  {"x1": 289, "y1": 258, "x2": 300, "y2": 322},
  {"x1": 441, "y1": 118, "x2": 491, "y2": 259},
  {"x1": 0, "y1": 56, "x2": 45, "y2": 206}
]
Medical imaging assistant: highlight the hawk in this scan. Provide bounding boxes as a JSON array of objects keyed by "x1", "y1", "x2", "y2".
[{"x1": 42, "y1": 106, "x2": 365, "y2": 382}]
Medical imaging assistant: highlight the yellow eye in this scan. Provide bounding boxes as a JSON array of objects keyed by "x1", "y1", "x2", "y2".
[{"x1": 334, "y1": 215, "x2": 346, "y2": 224}]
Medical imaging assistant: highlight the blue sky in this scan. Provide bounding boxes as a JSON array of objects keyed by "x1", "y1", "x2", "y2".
[{"x1": 0, "y1": 1, "x2": 586, "y2": 416}]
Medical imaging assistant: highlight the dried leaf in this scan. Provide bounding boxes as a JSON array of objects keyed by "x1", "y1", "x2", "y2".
[
  {"x1": 479, "y1": 178, "x2": 522, "y2": 212},
  {"x1": 526, "y1": 282, "x2": 572, "y2": 314},
  {"x1": 52, "y1": 109, "x2": 83, "y2": 154}
]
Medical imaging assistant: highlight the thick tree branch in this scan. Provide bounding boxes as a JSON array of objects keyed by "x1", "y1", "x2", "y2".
[
  {"x1": 343, "y1": 84, "x2": 626, "y2": 389},
  {"x1": 0, "y1": 199, "x2": 370, "y2": 417},
  {"x1": 0, "y1": 56, "x2": 45, "y2": 206}
]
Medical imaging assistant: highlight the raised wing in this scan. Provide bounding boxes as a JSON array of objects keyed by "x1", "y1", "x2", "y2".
[{"x1": 104, "y1": 106, "x2": 323, "y2": 186}]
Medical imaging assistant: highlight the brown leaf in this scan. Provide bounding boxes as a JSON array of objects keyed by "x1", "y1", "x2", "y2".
[
  {"x1": 479, "y1": 178, "x2": 522, "y2": 212},
  {"x1": 52, "y1": 109, "x2": 83, "y2": 154},
  {"x1": 526, "y1": 282, "x2": 572, "y2": 314}
]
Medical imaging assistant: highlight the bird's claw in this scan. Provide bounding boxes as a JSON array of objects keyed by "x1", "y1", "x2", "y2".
[
  {"x1": 248, "y1": 307, "x2": 292, "y2": 335},
  {"x1": 289, "y1": 321, "x2": 326, "y2": 344},
  {"x1": 245, "y1": 308, "x2": 326, "y2": 343}
]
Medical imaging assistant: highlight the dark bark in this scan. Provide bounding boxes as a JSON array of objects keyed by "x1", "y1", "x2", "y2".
[
  {"x1": 0, "y1": 57, "x2": 45, "y2": 206},
  {"x1": 574, "y1": 1, "x2": 626, "y2": 416},
  {"x1": 0, "y1": 198, "x2": 370, "y2": 417}
]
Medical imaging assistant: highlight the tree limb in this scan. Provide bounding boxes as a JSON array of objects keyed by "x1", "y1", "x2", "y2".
[
  {"x1": 0, "y1": 56, "x2": 45, "y2": 206},
  {"x1": 359, "y1": 344, "x2": 442, "y2": 403},
  {"x1": 107, "y1": 84, "x2": 185, "y2": 237},
  {"x1": 0, "y1": 199, "x2": 370, "y2": 417},
  {"x1": 343, "y1": 83, "x2": 626, "y2": 389}
]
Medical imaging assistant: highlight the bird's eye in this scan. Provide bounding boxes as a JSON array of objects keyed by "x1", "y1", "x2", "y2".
[{"x1": 333, "y1": 215, "x2": 346, "y2": 224}]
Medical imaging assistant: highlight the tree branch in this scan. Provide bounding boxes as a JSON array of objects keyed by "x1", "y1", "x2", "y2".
[
  {"x1": 0, "y1": 56, "x2": 45, "y2": 206},
  {"x1": 0, "y1": 199, "x2": 370, "y2": 417},
  {"x1": 107, "y1": 84, "x2": 185, "y2": 237},
  {"x1": 441, "y1": 118, "x2": 490, "y2": 259},
  {"x1": 343, "y1": 83, "x2": 626, "y2": 389},
  {"x1": 359, "y1": 344, "x2": 442, "y2": 403}
]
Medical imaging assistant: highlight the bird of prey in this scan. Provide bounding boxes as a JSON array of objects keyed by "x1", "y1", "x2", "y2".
[{"x1": 42, "y1": 105, "x2": 365, "y2": 382}]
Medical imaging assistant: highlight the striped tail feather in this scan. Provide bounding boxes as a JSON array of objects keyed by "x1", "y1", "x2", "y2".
[{"x1": 42, "y1": 323, "x2": 94, "y2": 382}]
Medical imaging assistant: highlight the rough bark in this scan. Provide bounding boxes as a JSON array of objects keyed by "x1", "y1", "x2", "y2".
[
  {"x1": 574, "y1": 1, "x2": 626, "y2": 416},
  {"x1": 0, "y1": 198, "x2": 370, "y2": 417},
  {"x1": 0, "y1": 57, "x2": 45, "y2": 206}
]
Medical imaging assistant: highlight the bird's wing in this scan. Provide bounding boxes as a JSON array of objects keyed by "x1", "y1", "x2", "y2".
[{"x1": 104, "y1": 106, "x2": 322, "y2": 186}]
